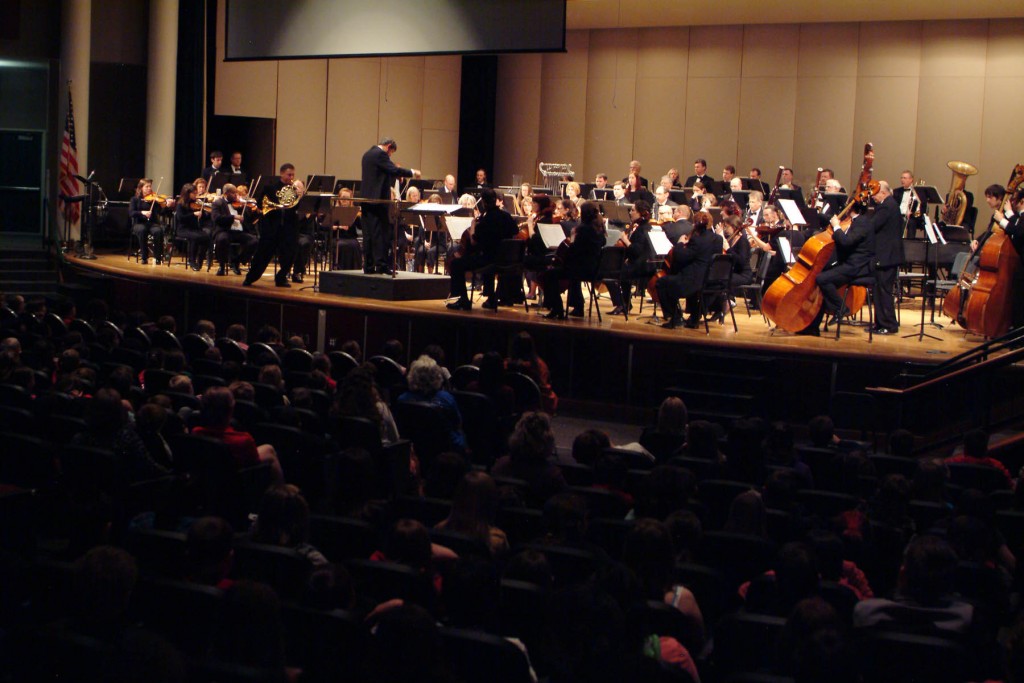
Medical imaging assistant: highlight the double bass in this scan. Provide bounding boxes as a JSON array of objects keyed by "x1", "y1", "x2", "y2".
[
  {"x1": 762, "y1": 144, "x2": 876, "y2": 333},
  {"x1": 954, "y1": 164, "x2": 1024, "y2": 337}
]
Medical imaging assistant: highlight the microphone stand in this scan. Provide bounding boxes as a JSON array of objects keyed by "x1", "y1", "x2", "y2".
[{"x1": 74, "y1": 172, "x2": 99, "y2": 260}]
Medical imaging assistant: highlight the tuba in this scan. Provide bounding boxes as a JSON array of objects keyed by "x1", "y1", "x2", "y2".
[{"x1": 940, "y1": 160, "x2": 978, "y2": 226}]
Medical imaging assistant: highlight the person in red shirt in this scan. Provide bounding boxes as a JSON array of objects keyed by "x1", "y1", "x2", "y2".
[
  {"x1": 947, "y1": 429, "x2": 1013, "y2": 488},
  {"x1": 193, "y1": 386, "x2": 283, "y2": 482}
]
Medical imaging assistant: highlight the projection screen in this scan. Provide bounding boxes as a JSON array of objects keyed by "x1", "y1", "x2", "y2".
[{"x1": 225, "y1": 0, "x2": 567, "y2": 61}]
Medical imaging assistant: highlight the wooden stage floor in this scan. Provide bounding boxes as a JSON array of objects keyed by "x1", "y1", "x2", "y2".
[{"x1": 68, "y1": 250, "x2": 982, "y2": 367}]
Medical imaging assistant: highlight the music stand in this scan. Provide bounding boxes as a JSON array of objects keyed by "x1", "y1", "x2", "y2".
[
  {"x1": 591, "y1": 188, "x2": 614, "y2": 201},
  {"x1": 115, "y1": 178, "x2": 139, "y2": 202},
  {"x1": 333, "y1": 179, "x2": 361, "y2": 194},
  {"x1": 730, "y1": 190, "x2": 750, "y2": 210},
  {"x1": 403, "y1": 203, "x2": 470, "y2": 275},
  {"x1": 305, "y1": 175, "x2": 336, "y2": 193},
  {"x1": 903, "y1": 220, "x2": 946, "y2": 341},
  {"x1": 329, "y1": 203, "x2": 360, "y2": 269},
  {"x1": 74, "y1": 172, "x2": 99, "y2": 260},
  {"x1": 59, "y1": 193, "x2": 85, "y2": 254},
  {"x1": 295, "y1": 193, "x2": 331, "y2": 292},
  {"x1": 669, "y1": 189, "x2": 690, "y2": 205},
  {"x1": 208, "y1": 172, "x2": 244, "y2": 194}
]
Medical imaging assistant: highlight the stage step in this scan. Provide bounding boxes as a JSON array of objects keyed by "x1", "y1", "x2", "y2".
[
  {"x1": 662, "y1": 350, "x2": 777, "y2": 427},
  {"x1": 0, "y1": 249, "x2": 61, "y2": 300}
]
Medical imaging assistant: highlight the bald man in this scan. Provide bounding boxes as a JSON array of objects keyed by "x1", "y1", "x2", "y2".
[{"x1": 869, "y1": 180, "x2": 904, "y2": 334}]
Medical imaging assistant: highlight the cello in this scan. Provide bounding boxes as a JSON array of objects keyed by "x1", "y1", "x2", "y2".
[
  {"x1": 959, "y1": 165, "x2": 1024, "y2": 337},
  {"x1": 762, "y1": 144, "x2": 876, "y2": 333}
]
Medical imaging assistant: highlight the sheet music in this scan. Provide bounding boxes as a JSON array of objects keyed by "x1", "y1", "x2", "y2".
[
  {"x1": 923, "y1": 215, "x2": 946, "y2": 245},
  {"x1": 445, "y1": 216, "x2": 473, "y2": 241},
  {"x1": 778, "y1": 236, "x2": 794, "y2": 264},
  {"x1": 405, "y1": 203, "x2": 465, "y2": 214},
  {"x1": 648, "y1": 228, "x2": 673, "y2": 256},
  {"x1": 606, "y1": 228, "x2": 623, "y2": 247},
  {"x1": 538, "y1": 224, "x2": 566, "y2": 249},
  {"x1": 777, "y1": 198, "x2": 807, "y2": 225}
]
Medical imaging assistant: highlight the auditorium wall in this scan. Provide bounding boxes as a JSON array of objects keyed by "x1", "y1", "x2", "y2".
[
  {"x1": 494, "y1": 20, "x2": 1024, "y2": 225},
  {"x1": 212, "y1": 1, "x2": 460, "y2": 183}
]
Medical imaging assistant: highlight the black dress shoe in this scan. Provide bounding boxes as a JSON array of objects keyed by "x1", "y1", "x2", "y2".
[
  {"x1": 661, "y1": 316, "x2": 682, "y2": 329},
  {"x1": 446, "y1": 298, "x2": 471, "y2": 311},
  {"x1": 543, "y1": 310, "x2": 566, "y2": 320},
  {"x1": 683, "y1": 317, "x2": 701, "y2": 329},
  {"x1": 795, "y1": 325, "x2": 820, "y2": 337},
  {"x1": 567, "y1": 308, "x2": 584, "y2": 318},
  {"x1": 292, "y1": 274, "x2": 304, "y2": 284},
  {"x1": 275, "y1": 279, "x2": 291, "y2": 288},
  {"x1": 874, "y1": 326, "x2": 897, "y2": 335},
  {"x1": 241, "y1": 279, "x2": 254, "y2": 287},
  {"x1": 363, "y1": 267, "x2": 375, "y2": 274},
  {"x1": 216, "y1": 265, "x2": 227, "y2": 276},
  {"x1": 232, "y1": 264, "x2": 242, "y2": 275},
  {"x1": 481, "y1": 298, "x2": 499, "y2": 310},
  {"x1": 608, "y1": 306, "x2": 624, "y2": 316}
]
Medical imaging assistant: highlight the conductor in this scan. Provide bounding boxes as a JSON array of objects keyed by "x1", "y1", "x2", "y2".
[{"x1": 360, "y1": 137, "x2": 420, "y2": 274}]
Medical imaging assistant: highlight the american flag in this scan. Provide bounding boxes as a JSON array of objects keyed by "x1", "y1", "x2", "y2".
[{"x1": 58, "y1": 83, "x2": 80, "y2": 225}]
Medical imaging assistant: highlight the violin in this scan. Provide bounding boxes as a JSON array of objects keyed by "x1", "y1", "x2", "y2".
[
  {"x1": 189, "y1": 199, "x2": 212, "y2": 213},
  {"x1": 616, "y1": 221, "x2": 638, "y2": 248},
  {"x1": 144, "y1": 193, "x2": 169, "y2": 205}
]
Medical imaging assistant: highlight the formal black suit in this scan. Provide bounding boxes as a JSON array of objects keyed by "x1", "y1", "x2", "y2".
[
  {"x1": 361, "y1": 145, "x2": 414, "y2": 273},
  {"x1": 727, "y1": 234, "x2": 753, "y2": 290},
  {"x1": 815, "y1": 213, "x2": 875, "y2": 318},
  {"x1": 664, "y1": 220, "x2": 693, "y2": 244},
  {"x1": 210, "y1": 197, "x2": 257, "y2": 272},
  {"x1": 657, "y1": 229, "x2": 720, "y2": 322},
  {"x1": 684, "y1": 174, "x2": 715, "y2": 193},
  {"x1": 244, "y1": 178, "x2": 299, "y2": 286},
  {"x1": 606, "y1": 221, "x2": 657, "y2": 310},
  {"x1": 1002, "y1": 209, "x2": 1024, "y2": 328},
  {"x1": 201, "y1": 164, "x2": 223, "y2": 183},
  {"x1": 544, "y1": 220, "x2": 606, "y2": 315},
  {"x1": 871, "y1": 195, "x2": 904, "y2": 330},
  {"x1": 448, "y1": 206, "x2": 520, "y2": 304}
]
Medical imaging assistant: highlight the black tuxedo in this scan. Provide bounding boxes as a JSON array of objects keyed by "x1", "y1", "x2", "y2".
[
  {"x1": 684, "y1": 174, "x2": 716, "y2": 193},
  {"x1": 871, "y1": 195, "x2": 904, "y2": 330},
  {"x1": 606, "y1": 221, "x2": 657, "y2": 310},
  {"x1": 814, "y1": 213, "x2": 874, "y2": 317},
  {"x1": 210, "y1": 197, "x2": 257, "y2": 270},
  {"x1": 244, "y1": 178, "x2": 299, "y2": 285},
  {"x1": 545, "y1": 220, "x2": 606, "y2": 314},
  {"x1": 360, "y1": 145, "x2": 414, "y2": 272},
  {"x1": 664, "y1": 220, "x2": 693, "y2": 244},
  {"x1": 1002, "y1": 210, "x2": 1024, "y2": 328},
  {"x1": 448, "y1": 206, "x2": 519, "y2": 303},
  {"x1": 201, "y1": 165, "x2": 223, "y2": 183},
  {"x1": 657, "y1": 229, "x2": 720, "y2": 320}
]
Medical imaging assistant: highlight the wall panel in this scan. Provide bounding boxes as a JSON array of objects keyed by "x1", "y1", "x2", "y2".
[
  {"x1": 493, "y1": 54, "x2": 542, "y2": 188},
  {"x1": 275, "y1": 59, "x2": 328, "y2": 177},
  {"x1": 325, "y1": 58, "x2": 380, "y2": 180}
]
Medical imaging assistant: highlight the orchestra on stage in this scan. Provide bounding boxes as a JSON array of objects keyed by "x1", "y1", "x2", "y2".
[{"x1": 123, "y1": 138, "x2": 1024, "y2": 339}]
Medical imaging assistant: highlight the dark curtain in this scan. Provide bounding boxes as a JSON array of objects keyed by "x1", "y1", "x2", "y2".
[
  {"x1": 457, "y1": 56, "x2": 497, "y2": 191},
  {"x1": 174, "y1": 0, "x2": 206, "y2": 189}
]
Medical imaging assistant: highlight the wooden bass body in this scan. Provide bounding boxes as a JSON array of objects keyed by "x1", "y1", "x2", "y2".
[{"x1": 963, "y1": 229, "x2": 1019, "y2": 338}]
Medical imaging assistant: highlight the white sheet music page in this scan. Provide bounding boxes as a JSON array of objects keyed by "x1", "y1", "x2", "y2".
[
  {"x1": 778, "y1": 236, "x2": 794, "y2": 264},
  {"x1": 445, "y1": 216, "x2": 473, "y2": 241},
  {"x1": 777, "y1": 199, "x2": 807, "y2": 225},
  {"x1": 538, "y1": 224, "x2": 566, "y2": 249},
  {"x1": 648, "y1": 228, "x2": 673, "y2": 256}
]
